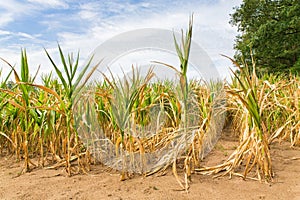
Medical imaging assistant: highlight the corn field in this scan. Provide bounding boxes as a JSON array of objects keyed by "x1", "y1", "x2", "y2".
[{"x1": 0, "y1": 21, "x2": 300, "y2": 190}]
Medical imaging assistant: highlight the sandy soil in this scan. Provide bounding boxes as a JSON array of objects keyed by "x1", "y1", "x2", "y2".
[{"x1": 1, "y1": 132, "x2": 300, "y2": 200}]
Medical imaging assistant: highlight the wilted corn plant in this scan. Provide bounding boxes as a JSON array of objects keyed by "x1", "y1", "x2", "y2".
[
  {"x1": 0, "y1": 51, "x2": 71, "y2": 171},
  {"x1": 0, "y1": 49, "x2": 42, "y2": 173},
  {"x1": 44, "y1": 44, "x2": 98, "y2": 175},
  {"x1": 197, "y1": 56, "x2": 273, "y2": 182},
  {"x1": 0, "y1": 69, "x2": 14, "y2": 153},
  {"x1": 265, "y1": 74, "x2": 300, "y2": 146},
  {"x1": 283, "y1": 76, "x2": 300, "y2": 146},
  {"x1": 100, "y1": 67, "x2": 155, "y2": 180},
  {"x1": 188, "y1": 79, "x2": 225, "y2": 166},
  {"x1": 152, "y1": 16, "x2": 194, "y2": 190},
  {"x1": 77, "y1": 73, "x2": 178, "y2": 173},
  {"x1": 90, "y1": 16, "x2": 220, "y2": 190}
]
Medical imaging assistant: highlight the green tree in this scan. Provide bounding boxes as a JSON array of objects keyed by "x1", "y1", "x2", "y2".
[{"x1": 231, "y1": 0, "x2": 300, "y2": 74}]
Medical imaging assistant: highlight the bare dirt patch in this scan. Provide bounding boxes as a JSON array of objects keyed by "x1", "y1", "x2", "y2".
[{"x1": 1, "y1": 133, "x2": 300, "y2": 200}]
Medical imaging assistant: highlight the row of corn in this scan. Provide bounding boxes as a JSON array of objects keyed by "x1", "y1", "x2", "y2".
[{"x1": 0, "y1": 21, "x2": 299, "y2": 190}]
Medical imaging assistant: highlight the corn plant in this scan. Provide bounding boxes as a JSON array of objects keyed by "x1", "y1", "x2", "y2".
[
  {"x1": 44, "y1": 44, "x2": 98, "y2": 175},
  {"x1": 0, "y1": 49, "x2": 41, "y2": 172},
  {"x1": 152, "y1": 16, "x2": 194, "y2": 190},
  {"x1": 197, "y1": 56, "x2": 273, "y2": 182},
  {"x1": 172, "y1": 15, "x2": 193, "y2": 190},
  {"x1": 99, "y1": 66, "x2": 154, "y2": 180},
  {"x1": 0, "y1": 69, "x2": 14, "y2": 152}
]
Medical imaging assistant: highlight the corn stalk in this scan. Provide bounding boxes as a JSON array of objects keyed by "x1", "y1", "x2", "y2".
[
  {"x1": 45, "y1": 44, "x2": 98, "y2": 175},
  {"x1": 197, "y1": 56, "x2": 273, "y2": 182}
]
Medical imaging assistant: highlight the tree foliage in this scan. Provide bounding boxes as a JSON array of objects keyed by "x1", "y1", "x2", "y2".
[{"x1": 231, "y1": 0, "x2": 300, "y2": 74}]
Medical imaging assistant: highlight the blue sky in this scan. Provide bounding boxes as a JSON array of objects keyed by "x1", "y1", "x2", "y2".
[{"x1": 0, "y1": 0, "x2": 242, "y2": 81}]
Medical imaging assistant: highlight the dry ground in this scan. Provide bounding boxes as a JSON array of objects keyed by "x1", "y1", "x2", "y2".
[{"x1": 1, "y1": 132, "x2": 300, "y2": 200}]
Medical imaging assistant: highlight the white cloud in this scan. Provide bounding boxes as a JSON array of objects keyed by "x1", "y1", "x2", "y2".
[
  {"x1": 0, "y1": 1, "x2": 25, "y2": 11},
  {"x1": 0, "y1": 29, "x2": 41, "y2": 40},
  {"x1": 79, "y1": 2, "x2": 101, "y2": 20},
  {"x1": 17, "y1": 32, "x2": 36, "y2": 40},
  {"x1": 48, "y1": 0, "x2": 241, "y2": 81},
  {"x1": 0, "y1": 0, "x2": 67, "y2": 28},
  {"x1": 0, "y1": 0, "x2": 243, "y2": 82},
  {"x1": 0, "y1": 1, "x2": 31, "y2": 27},
  {"x1": 27, "y1": 0, "x2": 69, "y2": 8},
  {"x1": 0, "y1": 30, "x2": 11, "y2": 35},
  {"x1": 0, "y1": 13, "x2": 14, "y2": 27},
  {"x1": 79, "y1": 10, "x2": 98, "y2": 20}
]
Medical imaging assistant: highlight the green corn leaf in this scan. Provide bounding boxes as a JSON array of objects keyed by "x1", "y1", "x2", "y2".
[
  {"x1": 0, "y1": 69, "x2": 12, "y2": 88},
  {"x1": 71, "y1": 51, "x2": 80, "y2": 80},
  {"x1": 58, "y1": 44, "x2": 72, "y2": 88},
  {"x1": 21, "y1": 49, "x2": 29, "y2": 83},
  {"x1": 73, "y1": 55, "x2": 94, "y2": 92},
  {"x1": 44, "y1": 48, "x2": 69, "y2": 95}
]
